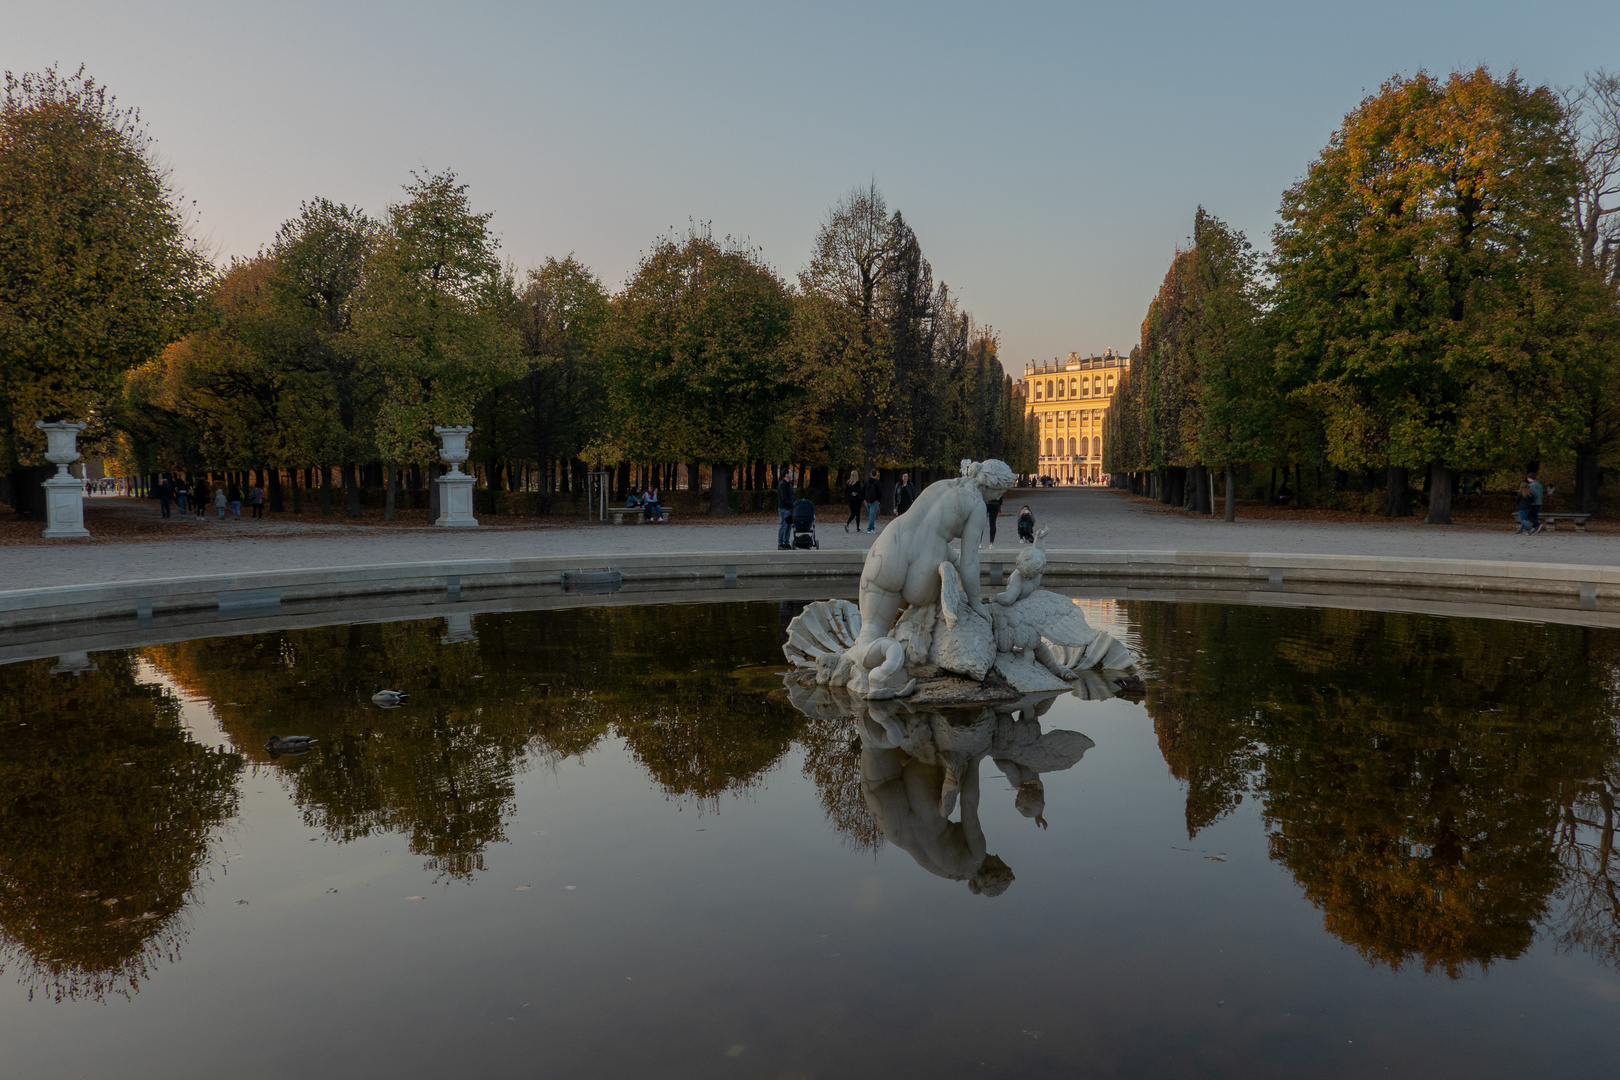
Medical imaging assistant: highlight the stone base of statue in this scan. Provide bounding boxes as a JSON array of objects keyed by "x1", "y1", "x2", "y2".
[
  {"x1": 41, "y1": 473, "x2": 90, "y2": 539},
  {"x1": 433, "y1": 471, "x2": 478, "y2": 528}
]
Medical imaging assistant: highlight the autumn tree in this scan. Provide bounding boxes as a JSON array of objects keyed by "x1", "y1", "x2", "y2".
[
  {"x1": 1271, "y1": 68, "x2": 1586, "y2": 524},
  {"x1": 0, "y1": 66, "x2": 208, "y2": 515}
]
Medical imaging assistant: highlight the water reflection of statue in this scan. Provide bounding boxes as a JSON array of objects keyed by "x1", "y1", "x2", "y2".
[{"x1": 800, "y1": 686, "x2": 1096, "y2": 896}]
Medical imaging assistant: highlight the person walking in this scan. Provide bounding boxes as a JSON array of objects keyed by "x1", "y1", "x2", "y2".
[
  {"x1": 843, "y1": 469, "x2": 863, "y2": 532},
  {"x1": 174, "y1": 478, "x2": 190, "y2": 516},
  {"x1": 984, "y1": 494, "x2": 1002, "y2": 548},
  {"x1": 863, "y1": 470, "x2": 882, "y2": 533},
  {"x1": 1515, "y1": 481, "x2": 1535, "y2": 534},
  {"x1": 895, "y1": 472, "x2": 915, "y2": 515},
  {"x1": 157, "y1": 476, "x2": 174, "y2": 519},
  {"x1": 1527, "y1": 471, "x2": 1545, "y2": 534},
  {"x1": 227, "y1": 481, "x2": 243, "y2": 519},
  {"x1": 776, "y1": 467, "x2": 796, "y2": 549},
  {"x1": 250, "y1": 483, "x2": 265, "y2": 519}
]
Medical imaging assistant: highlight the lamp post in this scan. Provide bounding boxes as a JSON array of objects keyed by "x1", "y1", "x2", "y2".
[
  {"x1": 36, "y1": 421, "x2": 91, "y2": 538},
  {"x1": 432, "y1": 425, "x2": 479, "y2": 527}
]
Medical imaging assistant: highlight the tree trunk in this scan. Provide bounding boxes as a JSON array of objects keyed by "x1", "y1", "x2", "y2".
[
  {"x1": 6, "y1": 465, "x2": 49, "y2": 519},
  {"x1": 343, "y1": 462, "x2": 361, "y2": 517},
  {"x1": 615, "y1": 462, "x2": 629, "y2": 502},
  {"x1": 708, "y1": 463, "x2": 735, "y2": 516},
  {"x1": 1384, "y1": 464, "x2": 1410, "y2": 517},
  {"x1": 1424, "y1": 461, "x2": 1452, "y2": 525},
  {"x1": 1575, "y1": 447, "x2": 1601, "y2": 515},
  {"x1": 1224, "y1": 464, "x2": 1236, "y2": 522},
  {"x1": 290, "y1": 470, "x2": 303, "y2": 514},
  {"x1": 268, "y1": 468, "x2": 284, "y2": 513},
  {"x1": 319, "y1": 465, "x2": 332, "y2": 516},
  {"x1": 1190, "y1": 464, "x2": 1209, "y2": 514},
  {"x1": 384, "y1": 464, "x2": 396, "y2": 522}
]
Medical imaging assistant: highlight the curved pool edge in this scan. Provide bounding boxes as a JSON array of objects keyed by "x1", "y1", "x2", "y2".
[{"x1": 1, "y1": 548, "x2": 1614, "y2": 632}]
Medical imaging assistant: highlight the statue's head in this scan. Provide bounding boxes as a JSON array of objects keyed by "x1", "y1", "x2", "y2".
[
  {"x1": 967, "y1": 853, "x2": 1016, "y2": 897},
  {"x1": 960, "y1": 459, "x2": 1016, "y2": 501},
  {"x1": 1014, "y1": 544, "x2": 1046, "y2": 578}
]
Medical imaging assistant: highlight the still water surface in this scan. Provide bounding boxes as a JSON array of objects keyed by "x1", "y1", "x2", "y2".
[{"x1": 1, "y1": 598, "x2": 1617, "y2": 1078}]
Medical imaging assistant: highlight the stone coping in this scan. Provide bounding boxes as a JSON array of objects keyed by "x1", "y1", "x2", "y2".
[{"x1": 0, "y1": 548, "x2": 1615, "y2": 631}]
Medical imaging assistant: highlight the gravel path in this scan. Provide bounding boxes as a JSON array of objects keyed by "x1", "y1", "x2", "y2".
[{"x1": 3, "y1": 488, "x2": 1617, "y2": 588}]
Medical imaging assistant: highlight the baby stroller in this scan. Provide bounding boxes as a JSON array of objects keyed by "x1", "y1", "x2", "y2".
[{"x1": 791, "y1": 498, "x2": 818, "y2": 549}]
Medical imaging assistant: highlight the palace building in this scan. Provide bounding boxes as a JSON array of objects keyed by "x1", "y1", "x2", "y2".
[{"x1": 1017, "y1": 349, "x2": 1128, "y2": 484}]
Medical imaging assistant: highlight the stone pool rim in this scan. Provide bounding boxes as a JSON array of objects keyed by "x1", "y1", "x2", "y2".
[{"x1": 1, "y1": 549, "x2": 1615, "y2": 632}]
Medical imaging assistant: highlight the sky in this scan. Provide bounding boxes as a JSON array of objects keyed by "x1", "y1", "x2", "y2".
[{"x1": 6, "y1": 0, "x2": 1618, "y2": 373}]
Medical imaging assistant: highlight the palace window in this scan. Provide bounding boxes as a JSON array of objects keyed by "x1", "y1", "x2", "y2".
[
  {"x1": 1068, "y1": 437, "x2": 1076, "y2": 455},
  {"x1": 1045, "y1": 438, "x2": 1052, "y2": 456},
  {"x1": 1081, "y1": 436, "x2": 1089, "y2": 457},
  {"x1": 1093, "y1": 375, "x2": 1102, "y2": 395}
]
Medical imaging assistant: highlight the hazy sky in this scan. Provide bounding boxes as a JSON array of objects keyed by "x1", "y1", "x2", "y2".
[{"x1": 7, "y1": 1, "x2": 1617, "y2": 371}]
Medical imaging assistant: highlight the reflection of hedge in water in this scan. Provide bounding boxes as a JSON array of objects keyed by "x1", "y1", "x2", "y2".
[
  {"x1": 144, "y1": 603, "x2": 814, "y2": 877},
  {"x1": 1135, "y1": 601, "x2": 1620, "y2": 976},
  {"x1": 0, "y1": 655, "x2": 242, "y2": 1001}
]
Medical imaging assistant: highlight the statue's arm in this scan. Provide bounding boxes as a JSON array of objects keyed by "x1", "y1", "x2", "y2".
[
  {"x1": 994, "y1": 570, "x2": 1024, "y2": 605},
  {"x1": 959, "y1": 505, "x2": 985, "y2": 604}
]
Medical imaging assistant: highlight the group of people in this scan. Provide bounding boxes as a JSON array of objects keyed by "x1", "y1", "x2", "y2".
[
  {"x1": 624, "y1": 487, "x2": 666, "y2": 522},
  {"x1": 1515, "y1": 471, "x2": 1552, "y2": 534},
  {"x1": 155, "y1": 477, "x2": 265, "y2": 521},
  {"x1": 842, "y1": 470, "x2": 918, "y2": 534}
]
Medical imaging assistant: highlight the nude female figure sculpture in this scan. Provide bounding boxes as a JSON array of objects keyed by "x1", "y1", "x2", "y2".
[{"x1": 853, "y1": 458, "x2": 1017, "y2": 646}]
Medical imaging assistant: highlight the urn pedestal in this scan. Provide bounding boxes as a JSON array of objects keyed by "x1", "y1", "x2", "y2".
[
  {"x1": 432, "y1": 425, "x2": 479, "y2": 528},
  {"x1": 36, "y1": 421, "x2": 90, "y2": 539}
]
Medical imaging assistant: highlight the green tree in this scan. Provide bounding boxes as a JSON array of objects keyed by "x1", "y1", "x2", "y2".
[
  {"x1": 603, "y1": 227, "x2": 796, "y2": 515},
  {"x1": 359, "y1": 170, "x2": 522, "y2": 475},
  {"x1": 1271, "y1": 68, "x2": 1585, "y2": 524},
  {"x1": 0, "y1": 66, "x2": 208, "y2": 513}
]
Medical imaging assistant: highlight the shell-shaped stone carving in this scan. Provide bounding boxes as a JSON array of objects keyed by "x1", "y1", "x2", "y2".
[{"x1": 782, "y1": 599, "x2": 861, "y2": 668}]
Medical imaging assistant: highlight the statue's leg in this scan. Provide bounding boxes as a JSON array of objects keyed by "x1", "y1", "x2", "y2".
[{"x1": 1033, "y1": 641, "x2": 1076, "y2": 680}]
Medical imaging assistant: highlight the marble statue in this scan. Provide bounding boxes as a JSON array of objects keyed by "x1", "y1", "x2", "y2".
[{"x1": 783, "y1": 459, "x2": 1136, "y2": 706}]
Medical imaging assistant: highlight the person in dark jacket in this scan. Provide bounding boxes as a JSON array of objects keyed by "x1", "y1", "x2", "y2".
[
  {"x1": 174, "y1": 478, "x2": 190, "y2": 516},
  {"x1": 777, "y1": 468, "x2": 797, "y2": 549},
  {"x1": 895, "y1": 472, "x2": 915, "y2": 514},
  {"x1": 844, "y1": 469, "x2": 863, "y2": 532},
  {"x1": 157, "y1": 477, "x2": 174, "y2": 518},
  {"x1": 1017, "y1": 505, "x2": 1035, "y2": 543},
  {"x1": 863, "y1": 470, "x2": 882, "y2": 533},
  {"x1": 227, "y1": 482, "x2": 243, "y2": 519}
]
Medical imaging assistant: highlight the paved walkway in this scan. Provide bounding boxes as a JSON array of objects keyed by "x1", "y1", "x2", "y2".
[{"x1": 3, "y1": 488, "x2": 1617, "y2": 589}]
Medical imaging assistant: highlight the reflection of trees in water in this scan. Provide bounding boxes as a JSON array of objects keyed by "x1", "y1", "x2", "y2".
[
  {"x1": 798, "y1": 715, "x2": 882, "y2": 852},
  {"x1": 0, "y1": 655, "x2": 241, "y2": 1001},
  {"x1": 144, "y1": 603, "x2": 813, "y2": 877},
  {"x1": 1136, "y1": 601, "x2": 1620, "y2": 976}
]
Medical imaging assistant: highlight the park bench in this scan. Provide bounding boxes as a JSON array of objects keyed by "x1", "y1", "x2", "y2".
[
  {"x1": 1538, "y1": 512, "x2": 1593, "y2": 532},
  {"x1": 607, "y1": 506, "x2": 675, "y2": 525}
]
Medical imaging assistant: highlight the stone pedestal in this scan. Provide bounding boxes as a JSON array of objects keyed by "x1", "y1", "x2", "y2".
[
  {"x1": 36, "y1": 420, "x2": 90, "y2": 539},
  {"x1": 432, "y1": 425, "x2": 479, "y2": 528}
]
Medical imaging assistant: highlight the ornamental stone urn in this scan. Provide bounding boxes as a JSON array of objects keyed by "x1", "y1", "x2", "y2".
[
  {"x1": 432, "y1": 425, "x2": 478, "y2": 528},
  {"x1": 36, "y1": 420, "x2": 90, "y2": 539}
]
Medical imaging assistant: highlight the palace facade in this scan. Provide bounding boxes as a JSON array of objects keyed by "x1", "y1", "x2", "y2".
[{"x1": 1016, "y1": 349, "x2": 1128, "y2": 484}]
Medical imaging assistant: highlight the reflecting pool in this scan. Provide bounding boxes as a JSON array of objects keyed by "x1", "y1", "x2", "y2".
[{"x1": 1, "y1": 599, "x2": 1617, "y2": 1078}]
